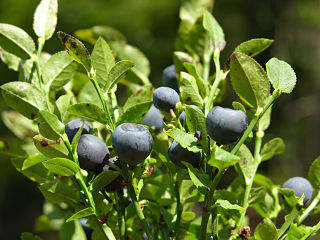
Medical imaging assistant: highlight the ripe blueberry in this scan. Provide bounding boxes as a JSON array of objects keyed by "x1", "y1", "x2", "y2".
[
  {"x1": 162, "y1": 64, "x2": 179, "y2": 92},
  {"x1": 79, "y1": 218, "x2": 93, "y2": 240},
  {"x1": 111, "y1": 123, "x2": 153, "y2": 166},
  {"x1": 179, "y1": 105, "x2": 202, "y2": 127},
  {"x1": 168, "y1": 140, "x2": 202, "y2": 168},
  {"x1": 141, "y1": 105, "x2": 164, "y2": 132},
  {"x1": 282, "y1": 177, "x2": 313, "y2": 205},
  {"x1": 153, "y1": 87, "x2": 180, "y2": 113},
  {"x1": 206, "y1": 106, "x2": 248, "y2": 145},
  {"x1": 77, "y1": 134, "x2": 109, "y2": 172},
  {"x1": 65, "y1": 118, "x2": 93, "y2": 143}
]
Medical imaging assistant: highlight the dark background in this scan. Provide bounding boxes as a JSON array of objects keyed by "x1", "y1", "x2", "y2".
[{"x1": 0, "y1": 0, "x2": 319, "y2": 239}]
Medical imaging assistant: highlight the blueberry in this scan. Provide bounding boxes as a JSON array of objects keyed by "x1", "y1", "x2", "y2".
[
  {"x1": 65, "y1": 118, "x2": 93, "y2": 143},
  {"x1": 206, "y1": 106, "x2": 248, "y2": 145},
  {"x1": 141, "y1": 105, "x2": 164, "y2": 132},
  {"x1": 111, "y1": 123, "x2": 153, "y2": 166},
  {"x1": 77, "y1": 134, "x2": 109, "y2": 172},
  {"x1": 179, "y1": 105, "x2": 202, "y2": 127},
  {"x1": 168, "y1": 140, "x2": 202, "y2": 168},
  {"x1": 102, "y1": 157, "x2": 124, "y2": 192},
  {"x1": 153, "y1": 87, "x2": 180, "y2": 113},
  {"x1": 282, "y1": 177, "x2": 313, "y2": 205},
  {"x1": 79, "y1": 218, "x2": 93, "y2": 240},
  {"x1": 162, "y1": 64, "x2": 179, "y2": 92}
]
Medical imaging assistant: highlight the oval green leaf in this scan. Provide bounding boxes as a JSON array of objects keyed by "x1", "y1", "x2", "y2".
[
  {"x1": 33, "y1": 0, "x2": 58, "y2": 40},
  {"x1": 106, "y1": 60, "x2": 135, "y2": 91},
  {"x1": 91, "y1": 170, "x2": 120, "y2": 194},
  {"x1": 179, "y1": 72, "x2": 203, "y2": 108},
  {"x1": 1, "y1": 81, "x2": 47, "y2": 119},
  {"x1": 235, "y1": 38, "x2": 274, "y2": 57},
  {"x1": 33, "y1": 134, "x2": 69, "y2": 159},
  {"x1": 68, "y1": 102, "x2": 107, "y2": 124},
  {"x1": 230, "y1": 52, "x2": 270, "y2": 109},
  {"x1": 0, "y1": 23, "x2": 35, "y2": 58},
  {"x1": 116, "y1": 101, "x2": 152, "y2": 126},
  {"x1": 42, "y1": 51, "x2": 77, "y2": 93},
  {"x1": 308, "y1": 156, "x2": 320, "y2": 189},
  {"x1": 66, "y1": 208, "x2": 95, "y2": 222},
  {"x1": 266, "y1": 57, "x2": 297, "y2": 94},
  {"x1": 203, "y1": 10, "x2": 226, "y2": 51},
  {"x1": 43, "y1": 158, "x2": 79, "y2": 176},
  {"x1": 255, "y1": 218, "x2": 278, "y2": 240},
  {"x1": 38, "y1": 110, "x2": 65, "y2": 140},
  {"x1": 260, "y1": 137, "x2": 285, "y2": 162}
]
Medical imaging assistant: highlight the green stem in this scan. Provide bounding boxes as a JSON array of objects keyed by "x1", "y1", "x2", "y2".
[
  {"x1": 300, "y1": 220, "x2": 320, "y2": 240},
  {"x1": 121, "y1": 163, "x2": 152, "y2": 239},
  {"x1": 205, "y1": 49, "x2": 221, "y2": 116},
  {"x1": 115, "y1": 193, "x2": 126, "y2": 240},
  {"x1": 110, "y1": 90, "x2": 119, "y2": 121},
  {"x1": 270, "y1": 187, "x2": 281, "y2": 223},
  {"x1": 90, "y1": 77, "x2": 115, "y2": 131},
  {"x1": 174, "y1": 181, "x2": 181, "y2": 240},
  {"x1": 234, "y1": 129, "x2": 264, "y2": 236},
  {"x1": 298, "y1": 191, "x2": 320, "y2": 224},
  {"x1": 62, "y1": 136, "x2": 96, "y2": 213},
  {"x1": 160, "y1": 222, "x2": 170, "y2": 240},
  {"x1": 33, "y1": 37, "x2": 51, "y2": 111},
  {"x1": 200, "y1": 169, "x2": 224, "y2": 240},
  {"x1": 203, "y1": 38, "x2": 213, "y2": 85}
]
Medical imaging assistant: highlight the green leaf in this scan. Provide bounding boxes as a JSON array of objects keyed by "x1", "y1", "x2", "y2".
[
  {"x1": 22, "y1": 154, "x2": 48, "y2": 170},
  {"x1": 203, "y1": 10, "x2": 226, "y2": 51},
  {"x1": 173, "y1": 51, "x2": 194, "y2": 72},
  {"x1": 184, "y1": 104, "x2": 209, "y2": 153},
  {"x1": 71, "y1": 123, "x2": 84, "y2": 153},
  {"x1": 237, "y1": 144, "x2": 256, "y2": 184},
  {"x1": 110, "y1": 41, "x2": 150, "y2": 78},
  {"x1": 254, "y1": 218, "x2": 278, "y2": 240},
  {"x1": 116, "y1": 101, "x2": 152, "y2": 126},
  {"x1": 106, "y1": 60, "x2": 135, "y2": 91},
  {"x1": 66, "y1": 208, "x2": 95, "y2": 222},
  {"x1": 166, "y1": 128, "x2": 201, "y2": 153},
  {"x1": 43, "y1": 158, "x2": 79, "y2": 176},
  {"x1": 1, "y1": 81, "x2": 47, "y2": 119},
  {"x1": 260, "y1": 138, "x2": 285, "y2": 161},
  {"x1": 92, "y1": 37, "x2": 115, "y2": 88},
  {"x1": 179, "y1": 72, "x2": 203, "y2": 108},
  {"x1": 208, "y1": 146, "x2": 240, "y2": 171},
  {"x1": 33, "y1": 0, "x2": 58, "y2": 40},
  {"x1": 232, "y1": 102, "x2": 246, "y2": 112},
  {"x1": 38, "y1": 110, "x2": 65, "y2": 140},
  {"x1": 11, "y1": 156, "x2": 54, "y2": 183},
  {"x1": 74, "y1": 25, "x2": 126, "y2": 45},
  {"x1": 0, "y1": 23, "x2": 35, "y2": 58},
  {"x1": 254, "y1": 174, "x2": 274, "y2": 191},
  {"x1": 21, "y1": 232, "x2": 43, "y2": 240},
  {"x1": 38, "y1": 181, "x2": 79, "y2": 204},
  {"x1": 235, "y1": 39, "x2": 274, "y2": 57},
  {"x1": 60, "y1": 220, "x2": 86, "y2": 240},
  {"x1": 308, "y1": 156, "x2": 320, "y2": 189},
  {"x1": 0, "y1": 47, "x2": 21, "y2": 71},
  {"x1": 1, "y1": 110, "x2": 38, "y2": 140},
  {"x1": 179, "y1": 0, "x2": 213, "y2": 25},
  {"x1": 183, "y1": 62, "x2": 206, "y2": 97},
  {"x1": 259, "y1": 107, "x2": 272, "y2": 131},
  {"x1": 230, "y1": 51, "x2": 270, "y2": 109},
  {"x1": 68, "y1": 103, "x2": 107, "y2": 124},
  {"x1": 55, "y1": 93, "x2": 73, "y2": 122},
  {"x1": 266, "y1": 57, "x2": 297, "y2": 94},
  {"x1": 78, "y1": 81, "x2": 102, "y2": 108},
  {"x1": 42, "y1": 51, "x2": 77, "y2": 93},
  {"x1": 181, "y1": 211, "x2": 197, "y2": 222},
  {"x1": 123, "y1": 84, "x2": 153, "y2": 110},
  {"x1": 91, "y1": 170, "x2": 120, "y2": 194},
  {"x1": 215, "y1": 199, "x2": 244, "y2": 211},
  {"x1": 57, "y1": 31, "x2": 92, "y2": 73},
  {"x1": 248, "y1": 187, "x2": 267, "y2": 205},
  {"x1": 33, "y1": 134, "x2": 69, "y2": 159},
  {"x1": 184, "y1": 162, "x2": 211, "y2": 194}
]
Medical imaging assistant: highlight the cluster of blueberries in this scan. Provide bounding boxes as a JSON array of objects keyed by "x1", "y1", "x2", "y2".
[{"x1": 71, "y1": 65, "x2": 312, "y2": 237}]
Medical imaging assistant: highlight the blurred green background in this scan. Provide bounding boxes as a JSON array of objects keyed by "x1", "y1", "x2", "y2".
[{"x1": 0, "y1": 0, "x2": 319, "y2": 238}]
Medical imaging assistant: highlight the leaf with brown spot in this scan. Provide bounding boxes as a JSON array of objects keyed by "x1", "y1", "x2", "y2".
[{"x1": 57, "y1": 31, "x2": 92, "y2": 73}]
